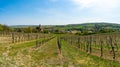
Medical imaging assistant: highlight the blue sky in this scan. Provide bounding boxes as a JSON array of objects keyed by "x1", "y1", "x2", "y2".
[{"x1": 0, "y1": 0, "x2": 120, "y2": 25}]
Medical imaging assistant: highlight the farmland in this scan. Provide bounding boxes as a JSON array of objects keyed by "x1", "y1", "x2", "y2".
[
  {"x1": 62, "y1": 33, "x2": 120, "y2": 61},
  {"x1": 0, "y1": 32, "x2": 120, "y2": 67},
  {"x1": 1, "y1": 0, "x2": 120, "y2": 66}
]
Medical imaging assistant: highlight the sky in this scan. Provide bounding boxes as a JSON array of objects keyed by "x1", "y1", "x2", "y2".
[{"x1": 0, "y1": 0, "x2": 120, "y2": 25}]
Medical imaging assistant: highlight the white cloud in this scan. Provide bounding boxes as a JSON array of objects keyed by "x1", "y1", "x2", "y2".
[{"x1": 71, "y1": 0, "x2": 120, "y2": 10}]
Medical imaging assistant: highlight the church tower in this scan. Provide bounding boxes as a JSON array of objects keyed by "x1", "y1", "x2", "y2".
[{"x1": 38, "y1": 24, "x2": 42, "y2": 32}]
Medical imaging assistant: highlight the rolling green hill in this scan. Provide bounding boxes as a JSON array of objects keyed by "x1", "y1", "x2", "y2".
[
  {"x1": 66, "y1": 23, "x2": 120, "y2": 29},
  {"x1": 8, "y1": 22, "x2": 120, "y2": 33},
  {"x1": 10, "y1": 22, "x2": 120, "y2": 30},
  {"x1": 10, "y1": 25, "x2": 38, "y2": 28}
]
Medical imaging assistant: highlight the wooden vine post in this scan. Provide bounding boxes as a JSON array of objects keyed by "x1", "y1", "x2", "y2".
[
  {"x1": 28, "y1": 33, "x2": 30, "y2": 41},
  {"x1": 109, "y1": 36, "x2": 116, "y2": 60},
  {"x1": 12, "y1": 33, "x2": 14, "y2": 43},
  {"x1": 100, "y1": 37, "x2": 103, "y2": 57},
  {"x1": 36, "y1": 34, "x2": 39, "y2": 48},
  {"x1": 86, "y1": 36, "x2": 89, "y2": 53},
  {"x1": 89, "y1": 36, "x2": 92, "y2": 54},
  {"x1": 57, "y1": 36, "x2": 61, "y2": 54},
  {"x1": 77, "y1": 37, "x2": 80, "y2": 48}
]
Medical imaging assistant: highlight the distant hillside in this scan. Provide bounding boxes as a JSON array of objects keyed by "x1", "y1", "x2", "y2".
[
  {"x1": 9, "y1": 23, "x2": 120, "y2": 33},
  {"x1": 65, "y1": 23, "x2": 120, "y2": 30},
  {"x1": 10, "y1": 25, "x2": 38, "y2": 28},
  {"x1": 9, "y1": 23, "x2": 120, "y2": 29}
]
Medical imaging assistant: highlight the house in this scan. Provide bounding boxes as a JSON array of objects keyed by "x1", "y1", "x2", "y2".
[{"x1": 71, "y1": 30, "x2": 81, "y2": 34}]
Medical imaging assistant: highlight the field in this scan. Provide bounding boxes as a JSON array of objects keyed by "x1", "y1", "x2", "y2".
[{"x1": 0, "y1": 32, "x2": 120, "y2": 67}]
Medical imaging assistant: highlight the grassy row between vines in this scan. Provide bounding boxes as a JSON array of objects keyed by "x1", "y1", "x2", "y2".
[
  {"x1": 61, "y1": 40, "x2": 120, "y2": 67},
  {"x1": 1, "y1": 36, "x2": 120, "y2": 67},
  {"x1": 0, "y1": 37, "x2": 60, "y2": 67}
]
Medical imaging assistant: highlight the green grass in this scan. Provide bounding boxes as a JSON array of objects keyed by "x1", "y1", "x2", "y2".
[
  {"x1": 0, "y1": 36, "x2": 120, "y2": 67},
  {"x1": 0, "y1": 37, "x2": 62, "y2": 67},
  {"x1": 61, "y1": 40, "x2": 120, "y2": 67}
]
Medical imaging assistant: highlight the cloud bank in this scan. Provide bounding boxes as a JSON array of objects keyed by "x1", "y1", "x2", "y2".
[{"x1": 71, "y1": 0, "x2": 120, "y2": 10}]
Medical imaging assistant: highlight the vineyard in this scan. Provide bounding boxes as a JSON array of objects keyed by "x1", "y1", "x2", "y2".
[
  {"x1": 0, "y1": 32, "x2": 120, "y2": 67},
  {"x1": 62, "y1": 33, "x2": 120, "y2": 62}
]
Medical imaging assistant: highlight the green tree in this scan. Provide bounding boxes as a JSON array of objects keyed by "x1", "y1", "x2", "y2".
[{"x1": 0, "y1": 24, "x2": 3, "y2": 31}]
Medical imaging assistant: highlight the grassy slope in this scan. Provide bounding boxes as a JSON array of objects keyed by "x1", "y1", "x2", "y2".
[
  {"x1": 53, "y1": 23, "x2": 120, "y2": 31},
  {"x1": 0, "y1": 37, "x2": 61, "y2": 67},
  {"x1": 0, "y1": 37, "x2": 120, "y2": 67},
  {"x1": 61, "y1": 40, "x2": 120, "y2": 67}
]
